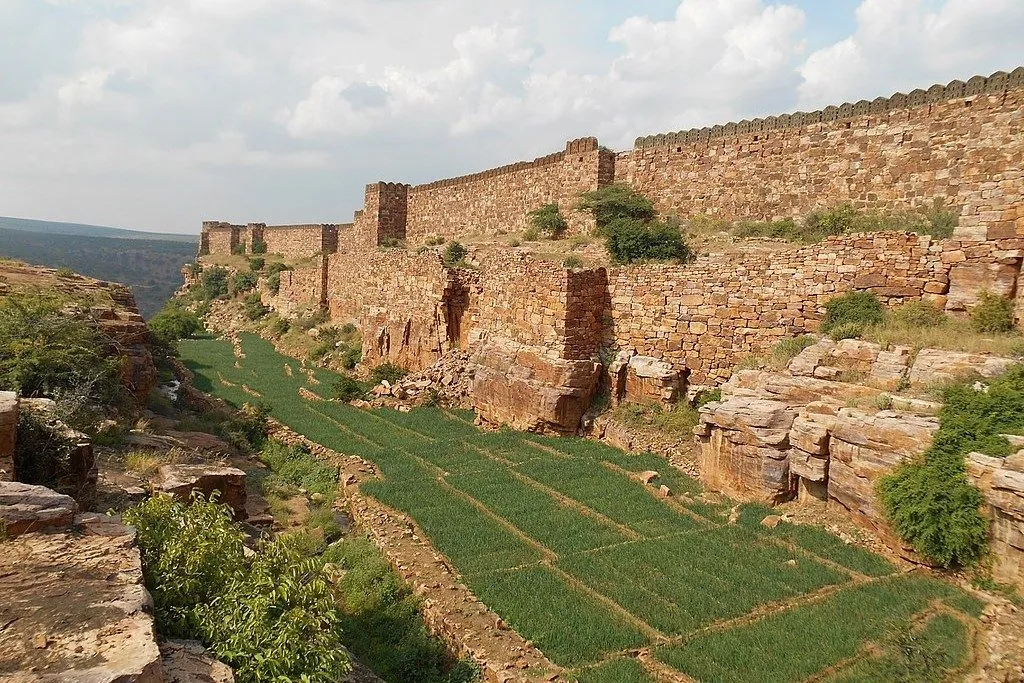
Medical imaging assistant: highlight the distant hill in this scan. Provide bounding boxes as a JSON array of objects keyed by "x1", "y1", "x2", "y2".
[
  {"x1": 0, "y1": 216, "x2": 197, "y2": 243},
  {"x1": 0, "y1": 224, "x2": 197, "y2": 318}
]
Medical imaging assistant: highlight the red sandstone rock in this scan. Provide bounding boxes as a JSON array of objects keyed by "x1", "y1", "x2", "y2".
[
  {"x1": 155, "y1": 464, "x2": 248, "y2": 520},
  {"x1": 0, "y1": 482, "x2": 77, "y2": 537}
]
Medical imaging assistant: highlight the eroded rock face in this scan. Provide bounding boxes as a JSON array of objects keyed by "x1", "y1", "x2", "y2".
[
  {"x1": 468, "y1": 339, "x2": 600, "y2": 434},
  {"x1": 0, "y1": 481, "x2": 77, "y2": 537},
  {"x1": 908, "y1": 349, "x2": 1016, "y2": 388},
  {"x1": 155, "y1": 465, "x2": 248, "y2": 520},
  {"x1": 606, "y1": 350, "x2": 686, "y2": 406},
  {"x1": 0, "y1": 513, "x2": 163, "y2": 682},
  {"x1": 968, "y1": 452, "x2": 1024, "y2": 590},
  {"x1": 160, "y1": 640, "x2": 234, "y2": 683}
]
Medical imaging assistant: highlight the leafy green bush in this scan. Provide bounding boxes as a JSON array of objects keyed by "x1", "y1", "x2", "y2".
[
  {"x1": 124, "y1": 495, "x2": 350, "y2": 683},
  {"x1": 804, "y1": 203, "x2": 860, "y2": 239},
  {"x1": 229, "y1": 270, "x2": 257, "y2": 295},
  {"x1": 266, "y1": 272, "x2": 282, "y2": 294},
  {"x1": 369, "y1": 362, "x2": 407, "y2": 385},
  {"x1": 341, "y1": 345, "x2": 362, "y2": 371},
  {"x1": 242, "y1": 293, "x2": 268, "y2": 321},
  {"x1": 266, "y1": 261, "x2": 292, "y2": 277},
  {"x1": 0, "y1": 295, "x2": 118, "y2": 399},
  {"x1": 563, "y1": 255, "x2": 584, "y2": 269},
  {"x1": 231, "y1": 241, "x2": 246, "y2": 256},
  {"x1": 149, "y1": 302, "x2": 203, "y2": 346},
  {"x1": 694, "y1": 388, "x2": 722, "y2": 408},
  {"x1": 821, "y1": 291, "x2": 886, "y2": 335},
  {"x1": 424, "y1": 235, "x2": 446, "y2": 246},
  {"x1": 604, "y1": 218, "x2": 692, "y2": 265},
  {"x1": 380, "y1": 237, "x2": 406, "y2": 249},
  {"x1": 197, "y1": 266, "x2": 229, "y2": 300},
  {"x1": 332, "y1": 375, "x2": 367, "y2": 402},
  {"x1": 576, "y1": 184, "x2": 655, "y2": 234},
  {"x1": 219, "y1": 402, "x2": 271, "y2": 452},
  {"x1": 879, "y1": 366, "x2": 1024, "y2": 567},
  {"x1": 827, "y1": 322, "x2": 865, "y2": 341},
  {"x1": 970, "y1": 291, "x2": 1014, "y2": 333},
  {"x1": 14, "y1": 412, "x2": 84, "y2": 493},
  {"x1": 251, "y1": 238, "x2": 267, "y2": 254},
  {"x1": 443, "y1": 241, "x2": 468, "y2": 267},
  {"x1": 528, "y1": 203, "x2": 567, "y2": 238},
  {"x1": 55, "y1": 267, "x2": 76, "y2": 278},
  {"x1": 266, "y1": 315, "x2": 290, "y2": 338},
  {"x1": 248, "y1": 256, "x2": 265, "y2": 271}
]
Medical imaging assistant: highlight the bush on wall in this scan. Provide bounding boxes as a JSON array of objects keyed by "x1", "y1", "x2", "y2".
[
  {"x1": 820, "y1": 291, "x2": 886, "y2": 338},
  {"x1": 528, "y1": 203, "x2": 568, "y2": 238},
  {"x1": 576, "y1": 184, "x2": 691, "y2": 265}
]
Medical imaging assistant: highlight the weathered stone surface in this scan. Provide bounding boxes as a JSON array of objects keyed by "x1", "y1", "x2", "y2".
[
  {"x1": 623, "y1": 354, "x2": 685, "y2": 405},
  {"x1": 724, "y1": 370, "x2": 882, "y2": 407},
  {"x1": 827, "y1": 409, "x2": 938, "y2": 528},
  {"x1": 946, "y1": 260, "x2": 1019, "y2": 311},
  {"x1": 968, "y1": 453, "x2": 1024, "y2": 590},
  {"x1": 789, "y1": 414, "x2": 831, "y2": 455},
  {"x1": 788, "y1": 339, "x2": 835, "y2": 377},
  {"x1": 868, "y1": 346, "x2": 912, "y2": 389},
  {"x1": 0, "y1": 392, "x2": 17, "y2": 482},
  {"x1": 156, "y1": 465, "x2": 247, "y2": 520},
  {"x1": 160, "y1": 640, "x2": 234, "y2": 683},
  {"x1": 908, "y1": 349, "x2": 1016, "y2": 388},
  {"x1": 829, "y1": 339, "x2": 882, "y2": 374},
  {"x1": 0, "y1": 482, "x2": 77, "y2": 537},
  {"x1": 0, "y1": 515, "x2": 162, "y2": 682}
]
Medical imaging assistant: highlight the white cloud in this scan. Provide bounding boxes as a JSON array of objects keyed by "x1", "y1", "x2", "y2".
[
  {"x1": 0, "y1": 0, "x2": 1021, "y2": 233},
  {"x1": 798, "y1": 0, "x2": 1024, "y2": 107}
]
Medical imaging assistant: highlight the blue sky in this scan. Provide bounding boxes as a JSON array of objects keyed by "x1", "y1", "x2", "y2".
[{"x1": 0, "y1": 0, "x2": 1020, "y2": 234}]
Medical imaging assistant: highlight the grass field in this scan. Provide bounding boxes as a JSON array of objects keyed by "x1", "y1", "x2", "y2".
[{"x1": 180, "y1": 334, "x2": 983, "y2": 681}]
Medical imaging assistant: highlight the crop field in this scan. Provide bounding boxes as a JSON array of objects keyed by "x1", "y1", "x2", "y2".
[{"x1": 180, "y1": 333, "x2": 984, "y2": 681}]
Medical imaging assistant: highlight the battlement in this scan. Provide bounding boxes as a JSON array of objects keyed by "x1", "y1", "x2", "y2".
[
  {"x1": 199, "y1": 222, "x2": 344, "y2": 257},
  {"x1": 634, "y1": 67, "x2": 1024, "y2": 149}
]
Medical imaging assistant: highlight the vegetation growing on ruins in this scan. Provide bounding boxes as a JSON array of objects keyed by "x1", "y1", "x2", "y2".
[
  {"x1": 0, "y1": 294, "x2": 118, "y2": 400},
  {"x1": 442, "y1": 240, "x2": 469, "y2": 267},
  {"x1": 577, "y1": 184, "x2": 692, "y2": 265},
  {"x1": 880, "y1": 365, "x2": 1024, "y2": 567},
  {"x1": 124, "y1": 494, "x2": 351, "y2": 683},
  {"x1": 528, "y1": 202, "x2": 568, "y2": 237},
  {"x1": 971, "y1": 291, "x2": 1016, "y2": 333},
  {"x1": 820, "y1": 291, "x2": 886, "y2": 339},
  {"x1": 180, "y1": 333, "x2": 983, "y2": 680}
]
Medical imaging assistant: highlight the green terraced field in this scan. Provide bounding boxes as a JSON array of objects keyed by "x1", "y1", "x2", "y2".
[{"x1": 180, "y1": 334, "x2": 982, "y2": 681}]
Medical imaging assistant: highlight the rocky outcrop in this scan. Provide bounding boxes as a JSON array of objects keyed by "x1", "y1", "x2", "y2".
[
  {"x1": 0, "y1": 511, "x2": 163, "y2": 682},
  {"x1": 968, "y1": 452, "x2": 1024, "y2": 589},
  {"x1": 0, "y1": 481, "x2": 78, "y2": 537},
  {"x1": 697, "y1": 338, "x2": 1019, "y2": 572},
  {"x1": 468, "y1": 339, "x2": 601, "y2": 434},
  {"x1": 0, "y1": 392, "x2": 16, "y2": 481},
  {"x1": 155, "y1": 464, "x2": 248, "y2": 520},
  {"x1": 607, "y1": 350, "x2": 686, "y2": 407},
  {"x1": 160, "y1": 640, "x2": 234, "y2": 683}
]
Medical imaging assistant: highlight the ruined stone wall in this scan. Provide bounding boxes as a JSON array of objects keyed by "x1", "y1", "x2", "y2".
[
  {"x1": 620, "y1": 69, "x2": 1024, "y2": 240},
  {"x1": 405, "y1": 138, "x2": 609, "y2": 245},
  {"x1": 268, "y1": 256, "x2": 327, "y2": 315},
  {"x1": 326, "y1": 250, "x2": 455, "y2": 371},
  {"x1": 257, "y1": 224, "x2": 340, "y2": 258},
  {"x1": 203, "y1": 223, "x2": 241, "y2": 255}
]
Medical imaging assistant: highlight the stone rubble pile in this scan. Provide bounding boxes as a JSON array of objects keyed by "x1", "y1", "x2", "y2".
[{"x1": 369, "y1": 350, "x2": 474, "y2": 405}]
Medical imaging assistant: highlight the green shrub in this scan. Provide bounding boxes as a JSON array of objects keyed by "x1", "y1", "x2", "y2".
[
  {"x1": 0, "y1": 295, "x2": 119, "y2": 400},
  {"x1": 522, "y1": 227, "x2": 540, "y2": 242},
  {"x1": 149, "y1": 303, "x2": 203, "y2": 346},
  {"x1": 380, "y1": 237, "x2": 406, "y2": 249},
  {"x1": 732, "y1": 218, "x2": 803, "y2": 241},
  {"x1": 695, "y1": 388, "x2": 722, "y2": 408},
  {"x1": 266, "y1": 315, "x2": 290, "y2": 338},
  {"x1": 229, "y1": 271, "x2": 257, "y2": 295},
  {"x1": 55, "y1": 267, "x2": 76, "y2": 278},
  {"x1": 576, "y1": 184, "x2": 655, "y2": 234},
  {"x1": 528, "y1": 203, "x2": 568, "y2": 237},
  {"x1": 266, "y1": 261, "x2": 292, "y2": 277},
  {"x1": 769, "y1": 335, "x2": 817, "y2": 367},
  {"x1": 341, "y1": 345, "x2": 362, "y2": 371},
  {"x1": 889, "y1": 299, "x2": 947, "y2": 328},
  {"x1": 231, "y1": 242, "x2": 246, "y2": 256},
  {"x1": 332, "y1": 375, "x2": 367, "y2": 402},
  {"x1": 563, "y1": 255, "x2": 584, "y2": 269},
  {"x1": 251, "y1": 238, "x2": 267, "y2": 254},
  {"x1": 442, "y1": 241, "x2": 468, "y2": 267},
  {"x1": 14, "y1": 412, "x2": 84, "y2": 493},
  {"x1": 197, "y1": 266, "x2": 229, "y2": 300},
  {"x1": 970, "y1": 291, "x2": 1014, "y2": 333},
  {"x1": 248, "y1": 257, "x2": 265, "y2": 271},
  {"x1": 821, "y1": 291, "x2": 886, "y2": 334},
  {"x1": 369, "y1": 362, "x2": 407, "y2": 385},
  {"x1": 242, "y1": 293, "x2": 268, "y2": 321},
  {"x1": 219, "y1": 402, "x2": 271, "y2": 452},
  {"x1": 604, "y1": 218, "x2": 692, "y2": 265},
  {"x1": 124, "y1": 495, "x2": 350, "y2": 683},
  {"x1": 879, "y1": 366, "x2": 1024, "y2": 567},
  {"x1": 266, "y1": 272, "x2": 282, "y2": 294},
  {"x1": 804, "y1": 203, "x2": 860, "y2": 239},
  {"x1": 424, "y1": 235, "x2": 446, "y2": 246}
]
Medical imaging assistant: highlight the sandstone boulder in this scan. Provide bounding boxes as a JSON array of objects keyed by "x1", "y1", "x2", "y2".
[
  {"x1": 0, "y1": 481, "x2": 77, "y2": 537},
  {"x1": 968, "y1": 452, "x2": 1024, "y2": 590},
  {"x1": 945, "y1": 261, "x2": 1019, "y2": 312},
  {"x1": 0, "y1": 515, "x2": 162, "y2": 681},
  {"x1": 161, "y1": 640, "x2": 235, "y2": 683},
  {"x1": 908, "y1": 349, "x2": 1015, "y2": 388},
  {"x1": 156, "y1": 464, "x2": 247, "y2": 520},
  {"x1": 788, "y1": 338, "x2": 835, "y2": 377}
]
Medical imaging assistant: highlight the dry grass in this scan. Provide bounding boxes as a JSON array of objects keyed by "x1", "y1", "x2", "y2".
[
  {"x1": 123, "y1": 450, "x2": 167, "y2": 476},
  {"x1": 861, "y1": 317, "x2": 1023, "y2": 356}
]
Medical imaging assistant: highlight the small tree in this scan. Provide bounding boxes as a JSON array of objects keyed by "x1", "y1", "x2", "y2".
[
  {"x1": 443, "y1": 241, "x2": 468, "y2": 267},
  {"x1": 251, "y1": 238, "x2": 268, "y2": 254},
  {"x1": 528, "y1": 203, "x2": 567, "y2": 238},
  {"x1": 576, "y1": 184, "x2": 655, "y2": 234},
  {"x1": 604, "y1": 219, "x2": 692, "y2": 265},
  {"x1": 820, "y1": 291, "x2": 885, "y2": 336}
]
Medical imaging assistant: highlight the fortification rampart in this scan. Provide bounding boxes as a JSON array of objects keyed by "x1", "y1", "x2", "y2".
[
  {"x1": 200, "y1": 222, "x2": 343, "y2": 257},
  {"x1": 620, "y1": 69, "x2": 1024, "y2": 241}
]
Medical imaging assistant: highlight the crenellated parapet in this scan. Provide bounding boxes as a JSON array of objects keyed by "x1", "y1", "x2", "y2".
[{"x1": 633, "y1": 67, "x2": 1024, "y2": 149}]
